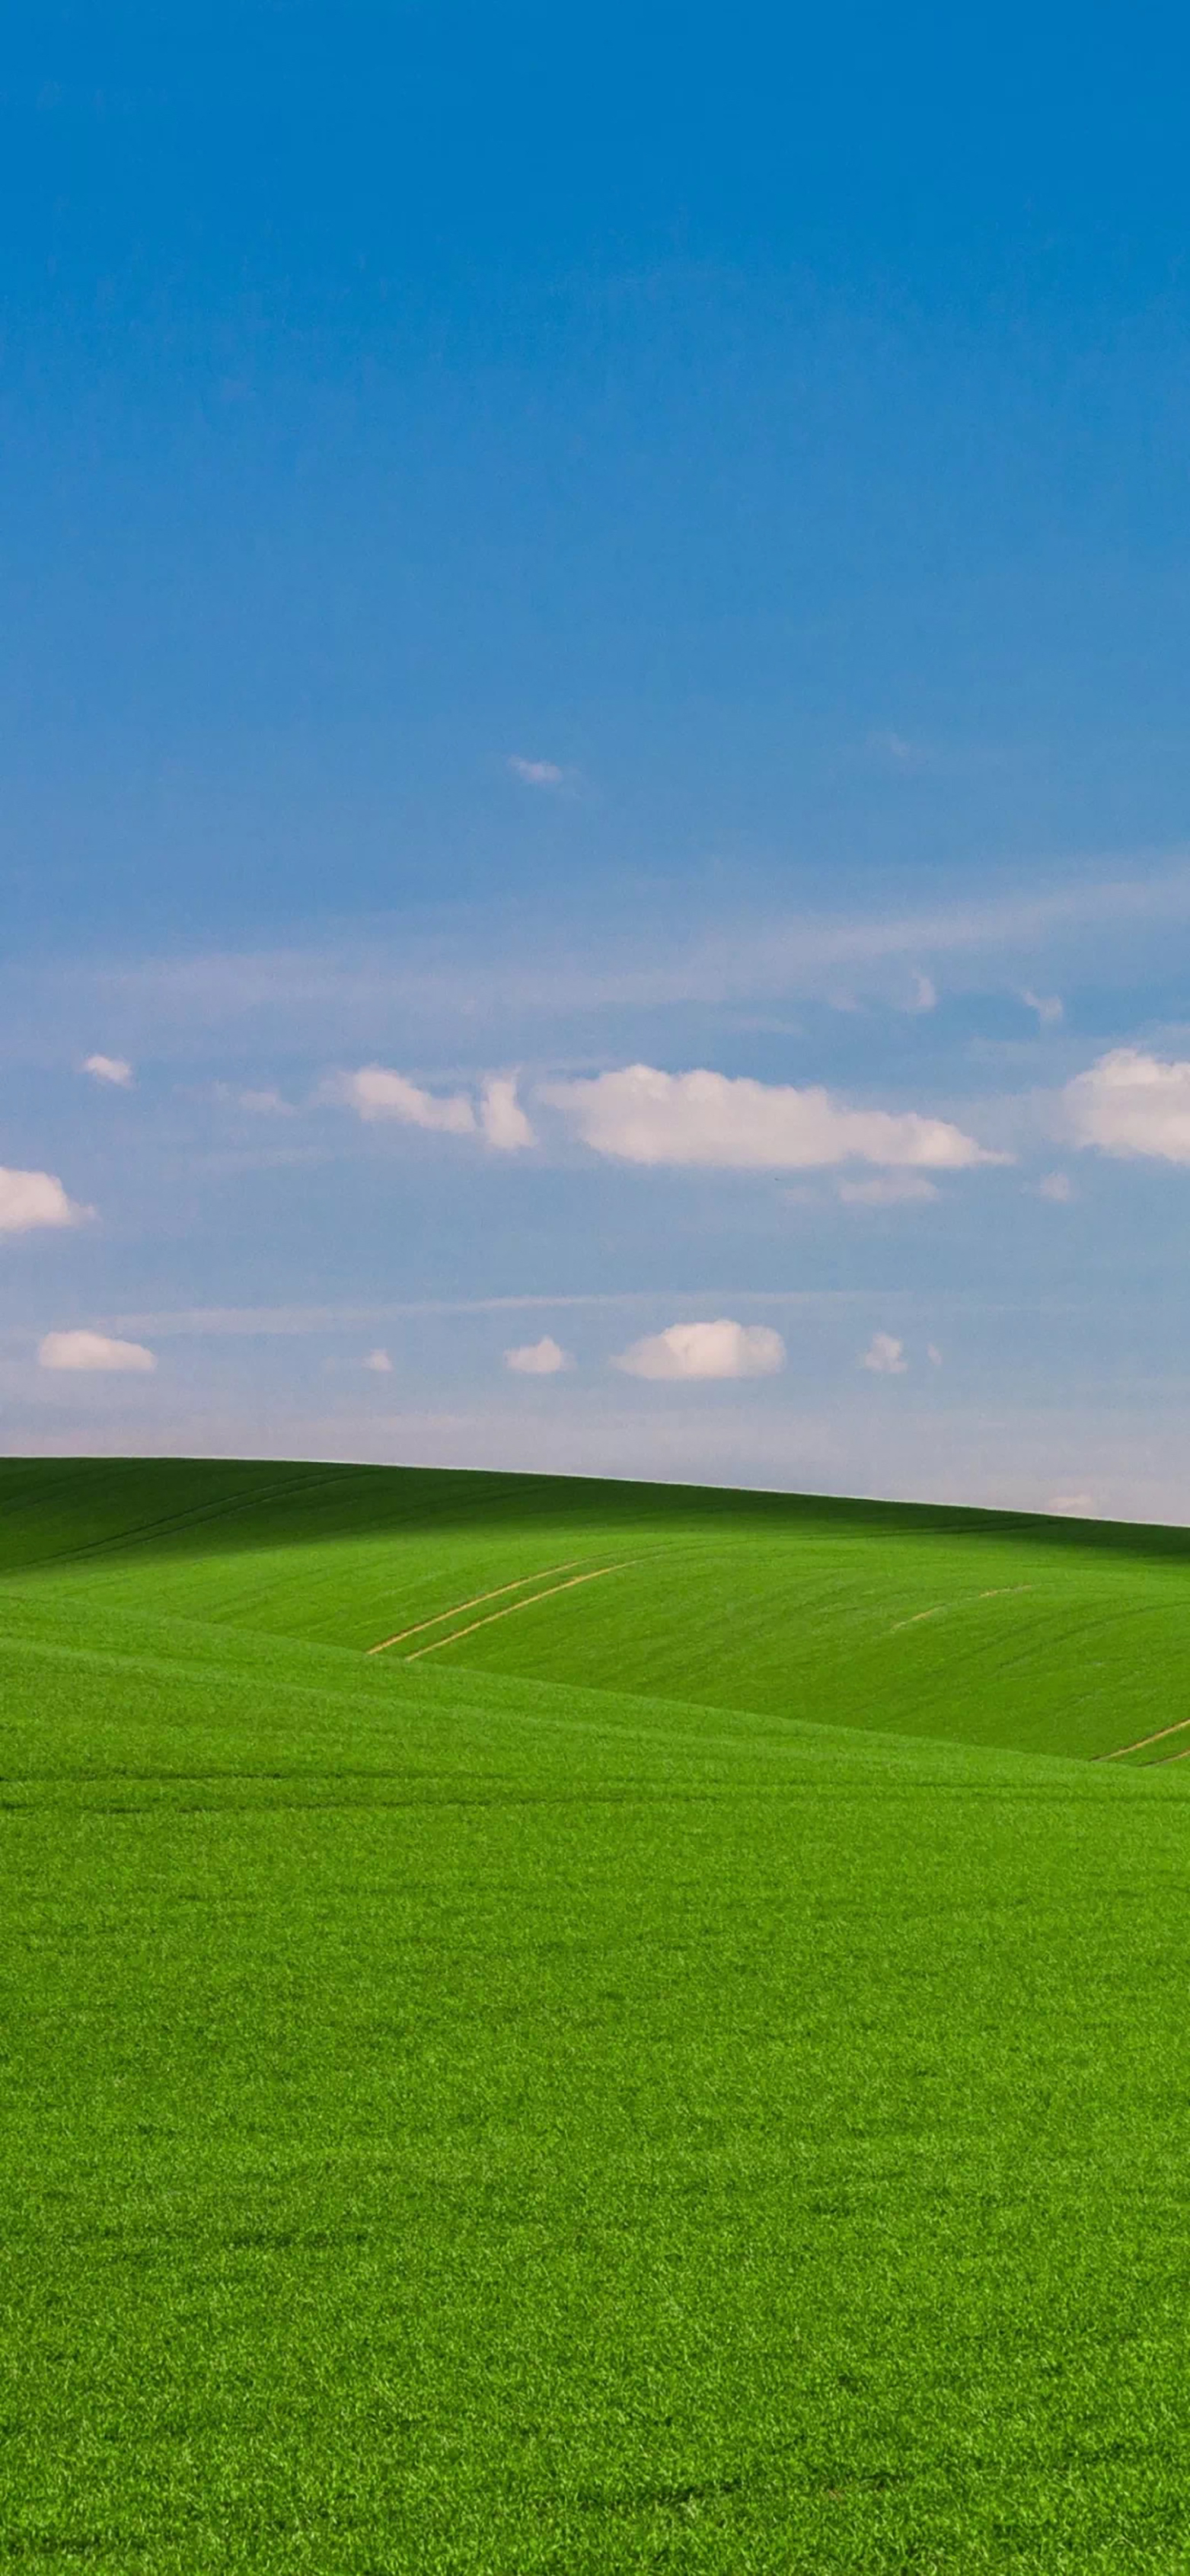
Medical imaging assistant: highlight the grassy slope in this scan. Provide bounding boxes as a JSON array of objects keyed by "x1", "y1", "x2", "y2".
[
  {"x1": 4, "y1": 1460, "x2": 1190, "y2": 2571},
  {"x1": 3, "y1": 1456, "x2": 1190, "y2": 1760}
]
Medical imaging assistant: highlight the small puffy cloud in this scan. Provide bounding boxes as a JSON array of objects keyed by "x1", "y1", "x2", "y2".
[
  {"x1": 1023, "y1": 989, "x2": 1064, "y2": 1028},
  {"x1": 480, "y1": 1074, "x2": 535, "y2": 1151},
  {"x1": 1048, "y1": 1492, "x2": 1094, "y2": 1518},
  {"x1": 545, "y1": 1065, "x2": 998, "y2": 1172},
  {"x1": 836, "y1": 1173, "x2": 940, "y2": 1207},
  {"x1": 860, "y1": 1331, "x2": 908, "y2": 1375},
  {"x1": 1035, "y1": 1170, "x2": 1074, "y2": 1202},
  {"x1": 504, "y1": 1335, "x2": 572, "y2": 1375},
  {"x1": 0, "y1": 1169, "x2": 86, "y2": 1234},
  {"x1": 83, "y1": 1053, "x2": 133, "y2": 1087},
  {"x1": 39, "y1": 1329, "x2": 155, "y2": 1374},
  {"x1": 1062, "y1": 1049, "x2": 1190, "y2": 1163},
  {"x1": 612, "y1": 1319, "x2": 786, "y2": 1382},
  {"x1": 507, "y1": 755, "x2": 565, "y2": 788},
  {"x1": 908, "y1": 972, "x2": 936, "y2": 1013},
  {"x1": 927, "y1": 1342, "x2": 943, "y2": 1367},
  {"x1": 331, "y1": 1068, "x2": 477, "y2": 1133},
  {"x1": 362, "y1": 1348, "x2": 394, "y2": 1374}
]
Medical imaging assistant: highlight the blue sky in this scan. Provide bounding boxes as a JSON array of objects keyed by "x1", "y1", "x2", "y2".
[{"x1": 5, "y1": 2, "x2": 1190, "y2": 1515}]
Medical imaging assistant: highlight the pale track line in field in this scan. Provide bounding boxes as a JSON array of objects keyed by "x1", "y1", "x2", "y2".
[
  {"x1": 1096, "y1": 1713, "x2": 1190, "y2": 1762},
  {"x1": 889, "y1": 1585, "x2": 1032, "y2": 1636},
  {"x1": 365, "y1": 1562, "x2": 583, "y2": 1656},
  {"x1": 404, "y1": 1563, "x2": 633, "y2": 1661}
]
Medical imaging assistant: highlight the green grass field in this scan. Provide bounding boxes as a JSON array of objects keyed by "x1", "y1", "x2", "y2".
[{"x1": 4, "y1": 1457, "x2": 1190, "y2": 2571}]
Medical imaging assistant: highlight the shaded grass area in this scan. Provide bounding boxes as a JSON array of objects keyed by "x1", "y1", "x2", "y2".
[
  {"x1": 5, "y1": 1454, "x2": 1190, "y2": 1576},
  {"x1": 3, "y1": 1604, "x2": 1190, "y2": 2571}
]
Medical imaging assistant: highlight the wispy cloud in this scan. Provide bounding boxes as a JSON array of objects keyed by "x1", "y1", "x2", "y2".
[
  {"x1": 8, "y1": 860, "x2": 1188, "y2": 1060},
  {"x1": 80, "y1": 1287, "x2": 882, "y2": 1347},
  {"x1": 506, "y1": 755, "x2": 567, "y2": 788},
  {"x1": 238, "y1": 1087, "x2": 293, "y2": 1116},
  {"x1": 867, "y1": 728, "x2": 932, "y2": 771},
  {"x1": 1022, "y1": 988, "x2": 1064, "y2": 1027},
  {"x1": 39, "y1": 1329, "x2": 155, "y2": 1373},
  {"x1": 836, "y1": 1173, "x2": 940, "y2": 1206}
]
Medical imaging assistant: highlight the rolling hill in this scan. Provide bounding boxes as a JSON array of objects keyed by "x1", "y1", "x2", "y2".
[
  {"x1": 3, "y1": 1458, "x2": 1190, "y2": 2572},
  {"x1": 2, "y1": 1454, "x2": 1189, "y2": 1761}
]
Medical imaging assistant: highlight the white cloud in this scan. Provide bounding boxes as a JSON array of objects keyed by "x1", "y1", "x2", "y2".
[
  {"x1": 908, "y1": 972, "x2": 937, "y2": 1013},
  {"x1": 1023, "y1": 989, "x2": 1064, "y2": 1027},
  {"x1": 504, "y1": 1335, "x2": 572, "y2": 1375},
  {"x1": 362, "y1": 1348, "x2": 393, "y2": 1374},
  {"x1": 546, "y1": 1064, "x2": 999, "y2": 1172},
  {"x1": 83, "y1": 1053, "x2": 133, "y2": 1087},
  {"x1": 330, "y1": 1068, "x2": 477, "y2": 1133},
  {"x1": 0, "y1": 1169, "x2": 86, "y2": 1234},
  {"x1": 1061, "y1": 1049, "x2": 1190, "y2": 1163},
  {"x1": 611, "y1": 1319, "x2": 786, "y2": 1382},
  {"x1": 1035, "y1": 1170, "x2": 1074, "y2": 1202},
  {"x1": 1047, "y1": 1492, "x2": 1094, "y2": 1517},
  {"x1": 836, "y1": 1173, "x2": 940, "y2": 1206},
  {"x1": 927, "y1": 1343, "x2": 943, "y2": 1366},
  {"x1": 480, "y1": 1074, "x2": 535, "y2": 1151},
  {"x1": 329, "y1": 1065, "x2": 534, "y2": 1148},
  {"x1": 507, "y1": 755, "x2": 565, "y2": 788},
  {"x1": 860, "y1": 1332, "x2": 908, "y2": 1375},
  {"x1": 39, "y1": 1329, "x2": 155, "y2": 1373}
]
